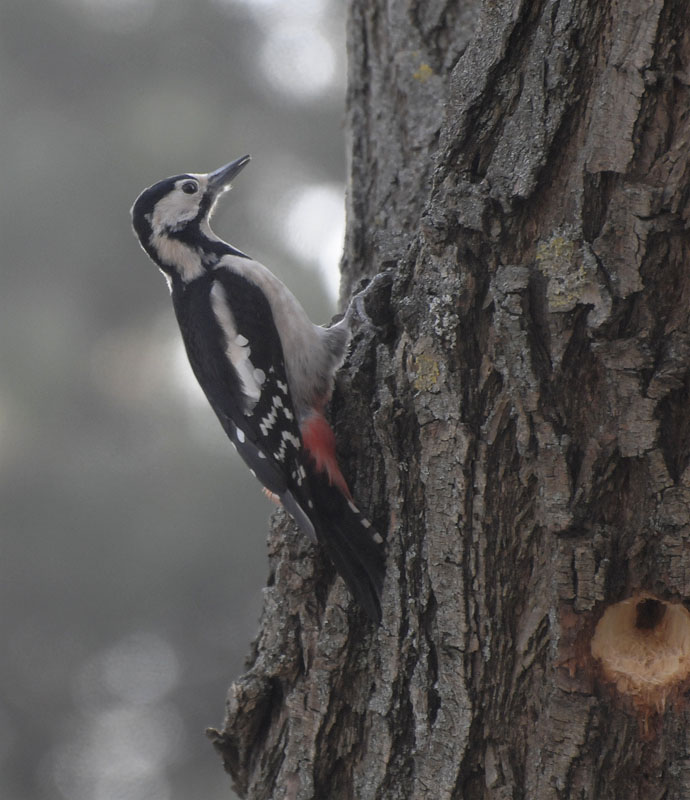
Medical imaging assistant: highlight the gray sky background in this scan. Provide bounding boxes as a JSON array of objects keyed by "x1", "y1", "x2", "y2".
[{"x1": 1, "y1": 1, "x2": 347, "y2": 798}]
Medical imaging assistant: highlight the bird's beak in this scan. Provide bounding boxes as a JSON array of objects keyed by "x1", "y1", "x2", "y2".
[{"x1": 207, "y1": 155, "x2": 251, "y2": 195}]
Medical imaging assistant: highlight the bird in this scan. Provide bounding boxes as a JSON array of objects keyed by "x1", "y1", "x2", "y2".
[{"x1": 131, "y1": 155, "x2": 386, "y2": 621}]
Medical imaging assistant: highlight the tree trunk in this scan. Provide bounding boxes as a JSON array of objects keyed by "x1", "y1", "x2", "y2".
[{"x1": 208, "y1": 1, "x2": 690, "y2": 798}]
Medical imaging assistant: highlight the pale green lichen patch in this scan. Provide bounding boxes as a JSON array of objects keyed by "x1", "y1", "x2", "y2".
[
  {"x1": 535, "y1": 231, "x2": 611, "y2": 325},
  {"x1": 409, "y1": 351, "x2": 441, "y2": 392},
  {"x1": 413, "y1": 62, "x2": 434, "y2": 82},
  {"x1": 536, "y1": 234, "x2": 580, "y2": 312}
]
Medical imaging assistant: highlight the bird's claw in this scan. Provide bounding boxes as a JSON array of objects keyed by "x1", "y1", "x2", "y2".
[{"x1": 346, "y1": 269, "x2": 394, "y2": 331}]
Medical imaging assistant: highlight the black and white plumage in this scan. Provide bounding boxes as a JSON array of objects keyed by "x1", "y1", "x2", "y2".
[{"x1": 131, "y1": 156, "x2": 385, "y2": 621}]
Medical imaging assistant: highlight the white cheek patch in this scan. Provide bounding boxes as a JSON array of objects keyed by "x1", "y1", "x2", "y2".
[
  {"x1": 150, "y1": 188, "x2": 201, "y2": 232},
  {"x1": 210, "y1": 281, "x2": 266, "y2": 408}
]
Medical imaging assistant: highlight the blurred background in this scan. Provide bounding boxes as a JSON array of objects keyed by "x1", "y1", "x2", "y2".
[{"x1": 1, "y1": 0, "x2": 347, "y2": 798}]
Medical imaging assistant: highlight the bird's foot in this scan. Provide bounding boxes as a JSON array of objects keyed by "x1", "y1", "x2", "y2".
[{"x1": 344, "y1": 269, "x2": 394, "y2": 331}]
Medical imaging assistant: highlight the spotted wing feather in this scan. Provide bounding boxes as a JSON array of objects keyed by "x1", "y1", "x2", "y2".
[{"x1": 173, "y1": 271, "x2": 306, "y2": 496}]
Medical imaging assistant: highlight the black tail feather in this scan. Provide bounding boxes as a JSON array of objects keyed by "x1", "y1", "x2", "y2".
[{"x1": 308, "y1": 473, "x2": 385, "y2": 622}]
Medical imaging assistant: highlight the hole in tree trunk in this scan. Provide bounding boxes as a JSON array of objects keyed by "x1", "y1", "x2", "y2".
[
  {"x1": 591, "y1": 593, "x2": 690, "y2": 711},
  {"x1": 635, "y1": 597, "x2": 666, "y2": 631}
]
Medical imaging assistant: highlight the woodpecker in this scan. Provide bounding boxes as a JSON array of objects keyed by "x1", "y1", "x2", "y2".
[{"x1": 131, "y1": 155, "x2": 385, "y2": 621}]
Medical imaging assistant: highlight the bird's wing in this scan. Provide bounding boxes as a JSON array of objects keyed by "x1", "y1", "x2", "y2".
[{"x1": 175, "y1": 268, "x2": 313, "y2": 519}]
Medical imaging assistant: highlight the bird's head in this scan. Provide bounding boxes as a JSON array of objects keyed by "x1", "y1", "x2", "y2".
[{"x1": 131, "y1": 155, "x2": 251, "y2": 282}]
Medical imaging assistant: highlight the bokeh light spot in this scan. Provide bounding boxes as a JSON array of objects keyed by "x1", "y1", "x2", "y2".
[
  {"x1": 259, "y1": 24, "x2": 336, "y2": 100},
  {"x1": 101, "y1": 632, "x2": 180, "y2": 705},
  {"x1": 282, "y1": 183, "x2": 345, "y2": 301}
]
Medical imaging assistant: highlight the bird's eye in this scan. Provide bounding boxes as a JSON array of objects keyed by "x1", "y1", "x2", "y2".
[{"x1": 181, "y1": 180, "x2": 199, "y2": 194}]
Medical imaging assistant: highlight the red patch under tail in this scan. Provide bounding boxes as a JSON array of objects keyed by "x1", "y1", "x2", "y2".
[{"x1": 300, "y1": 411, "x2": 352, "y2": 500}]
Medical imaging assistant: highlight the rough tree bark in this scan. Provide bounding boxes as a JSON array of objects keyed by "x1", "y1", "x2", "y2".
[{"x1": 209, "y1": 1, "x2": 690, "y2": 798}]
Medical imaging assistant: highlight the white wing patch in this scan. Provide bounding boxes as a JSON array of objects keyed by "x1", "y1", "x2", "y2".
[
  {"x1": 210, "y1": 281, "x2": 266, "y2": 409},
  {"x1": 217, "y1": 254, "x2": 345, "y2": 422}
]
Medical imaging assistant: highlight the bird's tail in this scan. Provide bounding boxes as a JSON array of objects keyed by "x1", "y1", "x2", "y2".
[{"x1": 307, "y1": 468, "x2": 386, "y2": 622}]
